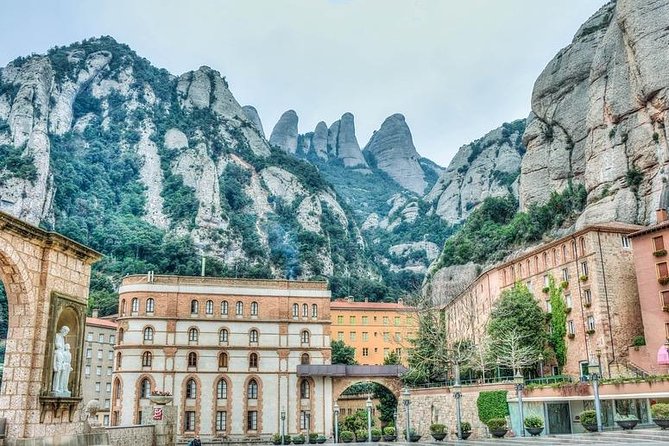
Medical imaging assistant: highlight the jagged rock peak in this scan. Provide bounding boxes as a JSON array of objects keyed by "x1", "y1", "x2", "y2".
[
  {"x1": 242, "y1": 105, "x2": 265, "y2": 137},
  {"x1": 364, "y1": 113, "x2": 427, "y2": 194},
  {"x1": 336, "y1": 112, "x2": 368, "y2": 169},
  {"x1": 176, "y1": 65, "x2": 245, "y2": 118},
  {"x1": 311, "y1": 121, "x2": 329, "y2": 160},
  {"x1": 269, "y1": 109, "x2": 298, "y2": 154}
]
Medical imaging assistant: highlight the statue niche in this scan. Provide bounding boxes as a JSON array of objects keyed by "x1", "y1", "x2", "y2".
[{"x1": 44, "y1": 298, "x2": 84, "y2": 400}]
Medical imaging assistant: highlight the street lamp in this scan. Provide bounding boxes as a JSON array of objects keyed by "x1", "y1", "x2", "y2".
[
  {"x1": 596, "y1": 347, "x2": 602, "y2": 377},
  {"x1": 334, "y1": 403, "x2": 340, "y2": 444},
  {"x1": 538, "y1": 354, "x2": 544, "y2": 378},
  {"x1": 452, "y1": 361, "x2": 463, "y2": 440},
  {"x1": 402, "y1": 387, "x2": 411, "y2": 441},
  {"x1": 281, "y1": 410, "x2": 286, "y2": 446},
  {"x1": 587, "y1": 362, "x2": 603, "y2": 432},
  {"x1": 514, "y1": 372, "x2": 525, "y2": 437},
  {"x1": 366, "y1": 395, "x2": 373, "y2": 442}
]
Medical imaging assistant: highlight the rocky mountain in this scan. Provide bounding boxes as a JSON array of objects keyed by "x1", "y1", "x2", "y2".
[
  {"x1": 521, "y1": 0, "x2": 669, "y2": 226},
  {"x1": 0, "y1": 37, "x2": 377, "y2": 304},
  {"x1": 269, "y1": 109, "x2": 298, "y2": 154}
]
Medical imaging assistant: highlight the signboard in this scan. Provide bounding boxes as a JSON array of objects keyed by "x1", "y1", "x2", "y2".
[{"x1": 153, "y1": 407, "x2": 163, "y2": 421}]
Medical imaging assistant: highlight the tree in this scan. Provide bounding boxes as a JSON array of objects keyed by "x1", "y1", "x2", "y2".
[
  {"x1": 547, "y1": 275, "x2": 567, "y2": 372},
  {"x1": 487, "y1": 282, "x2": 546, "y2": 365},
  {"x1": 404, "y1": 307, "x2": 451, "y2": 384},
  {"x1": 493, "y1": 329, "x2": 541, "y2": 374},
  {"x1": 465, "y1": 335, "x2": 494, "y2": 379},
  {"x1": 331, "y1": 340, "x2": 357, "y2": 365},
  {"x1": 383, "y1": 350, "x2": 401, "y2": 365}
]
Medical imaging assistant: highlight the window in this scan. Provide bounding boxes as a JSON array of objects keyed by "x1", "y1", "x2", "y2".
[
  {"x1": 654, "y1": 236, "x2": 665, "y2": 252},
  {"x1": 85, "y1": 365, "x2": 90, "y2": 376},
  {"x1": 140, "y1": 379, "x2": 151, "y2": 398},
  {"x1": 349, "y1": 316, "x2": 356, "y2": 324},
  {"x1": 383, "y1": 332, "x2": 390, "y2": 342},
  {"x1": 184, "y1": 411, "x2": 195, "y2": 432},
  {"x1": 96, "y1": 382, "x2": 101, "y2": 393},
  {"x1": 584, "y1": 289, "x2": 592, "y2": 306},
  {"x1": 659, "y1": 262, "x2": 669, "y2": 278},
  {"x1": 661, "y1": 291, "x2": 669, "y2": 309},
  {"x1": 108, "y1": 350, "x2": 113, "y2": 360},
  {"x1": 251, "y1": 301, "x2": 258, "y2": 316},
  {"x1": 562, "y1": 244, "x2": 568, "y2": 261},
  {"x1": 247, "y1": 411, "x2": 258, "y2": 431},
  {"x1": 586, "y1": 315, "x2": 596, "y2": 331},
  {"x1": 186, "y1": 379, "x2": 197, "y2": 398},
  {"x1": 394, "y1": 317, "x2": 400, "y2": 326},
  {"x1": 665, "y1": 323, "x2": 669, "y2": 340},
  {"x1": 143, "y1": 327, "x2": 154, "y2": 342},
  {"x1": 98, "y1": 333, "x2": 105, "y2": 343},
  {"x1": 216, "y1": 411, "x2": 227, "y2": 432},
  {"x1": 205, "y1": 300, "x2": 214, "y2": 315},
  {"x1": 107, "y1": 367, "x2": 112, "y2": 376},
  {"x1": 131, "y1": 298, "x2": 139, "y2": 313},
  {"x1": 362, "y1": 316, "x2": 368, "y2": 325},
  {"x1": 300, "y1": 380, "x2": 310, "y2": 399},
  {"x1": 106, "y1": 382, "x2": 111, "y2": 392},
  {"x1": 103, "y1": 414, "x2": 109, "y2": 426},
  {"x1": 146, "y1": 298, "x2": 155, "y2": 313},
  {"x1": 562, "y1": 268, "x2": 569, "y2": 282},
  {"x1": 87, "y1": 332, "x2": 93, "y2": 342},
  {"x1": 337, "y1": 332, "x2": 344, "y2": 341},
  {"x1": 188, "y1": 352, "x2": 197, "y2": 367},
  {"x1": 86, "y1": 348, "x2": 92, "y2": 359},
  {"x1": 221, "y1": 301, "x2": 229, "y2": 315},
  {"x1": 349, "y1": 332, "x2": 356, "y2": 342},
  {"x1": 394, "y1": 332, "x2": 401, "y2": 342},
  {"x1": 97, "y1": 349, "x2": 103, "y2": 360},
  {"x1": 249, "y1": 329, "x2": 259, "y2": 343},
  {"x1": 293, "y1": 304, "x2": 299, "y2": 318},
  {"x1": 301, "y1": 353, "x2": 310, "y2": 365},
  {"x1": 116, "y1": 352, "x2": 122, "y2": 369},
  {"x1": 247, "y1": 379, "x2": 258, "y2": 399},
  {"x1": 190, "y1": 300, "x2": 199, "y2": 314},
  {"x1": 302, "y1": 304, "x2": 308, "y2": 317},
  {"x1": 362, "y1": 332, "x2": 369, "y2": 342},
  {"x1": 567, "y1": 320, "x2": 575, "y2": 335},
  {"x1": 236, "y1": 301, "x2": 243, "y2": 315},
  {"x1": 188, "y1": 328, "x2": 199, "y2": 343},
  {"x1": 395, "y1": 347, "x2": 402, "y2": 356},
  {"x1": 219, "y1": 328, "x2": 229, "y2": 343},
  {"x1": 581, "y1": 261, "x2": 589, "y2": 276},
  {"x1": 337, "y1": 315, "x2": 343, "y2": 324},
  {"x1": 621, "y1": 235, "x2": 630, "y2": 249},
  {"x1": 383, "y1": 316, "x2": 389, "y2": 325},
  {"x1": 543, "y1": 275, "x2": 550, "y2": 287},
  {"x1": 249, "y1": 353, "x2": 258, "y2": 368},
  {"x1": 96, "y1": 366, "x2": 101, "y2": 376},
  {"x1": 218, "y1": 352, "x2": 228, "y2": 368},
  {"x1": 362, "y1": 348, "x2": 369, "y2": 357},
  {"x1": 301, "y1": 330, "x2": 310, "y2": 344},
  {"x1": 384, "y1": 348, "x2": 389, "y2": 357},
  {"x1": 109, "y1": 334, "x2": 116, "y2": 344},
  {"x1": 217, "y1": 379, "x2": 228, "y2": 399},
  {"x1": 120, "y1": 300, "x2": 126, "y2": 316},
  {"x1": 552, "y1": 248, "x2": 557, "y2": 264},
  {"x1": 300, "y1": 411, "x2": 310, "y2": 430},
  {"x1": 565, "y1": 293, "x2": 572, "y2": 309},
  {"x1": 546, "y1": 300, "x2": 552, "y2": 313},
  {"x1": 311, "y1": 304, "x2": 318, "y2": 318},
  {"x1": 142, "y1": 351, "x2": 152, "y2": 367}
]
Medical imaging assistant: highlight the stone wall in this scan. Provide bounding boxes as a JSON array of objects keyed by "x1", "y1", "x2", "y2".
[{"x1": 106, "y1": 425, "x2": 154, "y2": 446}]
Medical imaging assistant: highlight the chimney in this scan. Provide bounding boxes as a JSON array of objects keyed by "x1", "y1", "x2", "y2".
[
  {"x1": 658, "y1": 208, "x2": 668, "y2": 223},
  {"x1": 91, "y1": 308, "x2": 99, "y2": 318},
  {"x1": 364, "y1": 297, "x2": 368, "y2": 303},
  {"x1": 398, "y1": 298, "x2": 404, "y2": 306}
]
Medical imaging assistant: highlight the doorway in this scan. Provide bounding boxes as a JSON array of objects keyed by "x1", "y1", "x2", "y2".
[{"x1": 546, "y1": 402, "x2": 572, "y2": 434}]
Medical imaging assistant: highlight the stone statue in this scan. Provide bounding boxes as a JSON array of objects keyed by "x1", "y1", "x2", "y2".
[
  {"x1": 85, "y1": 399, "x2": 101, "y2": 428},
  {"x1": 51, "y1": 325, "x2": 70, "y2": 396},
  {"x1": 60, "y1": 343, "x2": 73, "y2": 396}
]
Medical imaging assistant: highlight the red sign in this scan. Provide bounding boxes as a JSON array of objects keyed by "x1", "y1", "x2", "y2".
[{"x1": 153, "y1": 407, "x2": 163, "y2": 421}]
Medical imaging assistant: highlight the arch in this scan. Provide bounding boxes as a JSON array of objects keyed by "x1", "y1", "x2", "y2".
[
  {"x1": 215, "y1": 376, "x2": 229, "y2": 399},
  {"x1": 249, "y1": 328, "x2": 259, "y2": 343},
  {"x1": 180, "y1": 374, "x2": 202, "y2": 435},
  {"x1": 143, "y1": 326, "x2": 154, "y2": 343},
  {"x1": 300, "y1": 329, "x2": 311, "y2": 345},
  {"x1": 244, "y1": 375, "x2": 263, "y2": 434},
  {"x1": 311, "y1": 303, "x2": 318, "y2": 318},
  {"x1": 219, "y1": 327, "x2": 229, "y2": 344},
  {"x1": 131, "y1": 297, "x2": 139, "y2": 313},
  {"x1": 235, "y1": 301, "x2": 244, "y2": 316},
  {"x1": 249, "y1": 352, "x2": 259, "y2": 369},
  {"x1": 141, "y1": 351, "x2": 152, "y2": 368},
  {"x1": 302, "y1": 303, "x2": 308, "y2": 317},
  {"x1": 188, "y1": 327, "x2": 199, "y2": 343},
  {"x1": 331, "y1": 378, "x2": 402, "y2": 430},
  {"x1": 134, "y1": 374, "x2": 156, "y2": 424},
  {"x1": 218, "y1": 351, "x2": 228, "y2": 368},
  {"x1": 190, "y1": 299, "x2": 199, "y2": 315},
  {"x1": 250, "y1": 301, "x2": 259, "y2": 316},
  {"x1": 145, "y1": 297, "x2": 155, "y2": 313},
  {"x1": 295, "y1": 376, "x2": 316, "y2": 432},
  {"x1": 187, "y1": 351, "x2": 198, "y2": 368},
  {"x1": 292, "y1": 303, "x2": 299, "y2": 318},
  {"x1": 301, "y1": 353, "x2": 310, "y2": 365},
  {"x1": 205, "y1": 299, "x2": 214, "y2": 315},
  {"x1": 111, "y1": 376, "x2": 123, "y2": 426},
  {"x1": 221, "y1": 300, "x2": 229, "y2": 316}
]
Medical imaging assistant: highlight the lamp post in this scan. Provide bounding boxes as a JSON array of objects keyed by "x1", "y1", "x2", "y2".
[
  {"x1": 596, "y1": 347, "x2": 603, "y2": 377},
  {"x1": 334, "y1": 403, "x2": 340, "y2": 444},
  {"x1": 366, "y1": 395, "x2": 373, "y2": 442},
  {"x1": 306, "y1": 413, "x2": 311, "y2": 443},
  {"x1": 514, "y1": 372, "x2": 525, "y2": 437},
  {"x1": 402, "y1": 387, "x2": 411, "y2": 441},
  {"x1": 587, "y1": 361, "x2": 603, "y2": 433},
  {"x1": 538, "y1": 354, "x2": 544, "y2": 378},
  {"x1": 281, "y1": 410, "x2": 286, "y2": 446},
  {"x1": 453, "y1": 361, "x2": 463, "y2": 440}
]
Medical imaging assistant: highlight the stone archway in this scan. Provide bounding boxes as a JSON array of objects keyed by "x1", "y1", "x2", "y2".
[
  {"x1": 0, "y1": 211, "x2": 100, "y2": 441},
  {"x1": 332, "y1": 376, "x2": 403, "y2": 403}
]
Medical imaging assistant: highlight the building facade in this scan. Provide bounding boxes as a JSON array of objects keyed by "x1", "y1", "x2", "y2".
[
  {"x1": 330, "y1": 299, "x2": 415, "y2": 365},
  {"x1": 441, "y1": 223, "x2": 644, "y2": 377},
  {"x1": 81, "y1": 313, "x2": 117, "y2": 426},
  {"x1": 112, "y1": 275, "x2": 333, "y2": 442}
]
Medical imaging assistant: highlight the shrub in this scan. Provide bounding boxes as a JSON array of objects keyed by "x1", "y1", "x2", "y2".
[
  {"x1": 614, "y1": 413, "x2": 638, "y2": 421},
  {"x1": 652, "y1": 403, "x2": 669, "y2": 420},
  {"x1": 477, "y1": 390, "x2": 510, "y2": 424},
  {"x1": 579, "y1": 410, "x2": 597, "y2": 426},
  {"x1": 632, "y1": 336, "x2": 646, "y2": 347},
  {"x1": 340, "y1": 431, "x2": 354, "y2": 442},
  {"x1": 293, "y1": 434, "x2": 305, "y2": 444},
  {"x1": 272, "y1": 434, "x2": 282, "y2": 443},
  {"x1": 524, "y1": 415, "x2": 544, "y2": 428},
  {"x1": 308, "y1": 433, "x2": 318, "y2": 443},
  {"x1": 317, "y1": 435, "x2": 326, "y2": 443},
  {"x1": 560, "y1": 280, "x2": 569, "y2": 289},
  {"x1": 579, "y1": 275, "x2": 588, "y2": 282},
  {"x1": 371, "y1": 428, "x2": 382, "y2": 436},
  {"x1": 430, "y1": 424, "x2": 446, "y2": 434},
  {"x1": 653, "y1": 249, "x2": 667, "y2": 257},
  {"x1": 486, "y1": 418, "x2": 507, "y2": 430},
  {"x1": 461, "y1": 421, "x2": 472, "y2": 432},
  {"x1": 383, "y1": 426, "x2": 396, "y2": 436},
  {"x1": 355, "y1": 429, "x2": 368, "y2": 441}
]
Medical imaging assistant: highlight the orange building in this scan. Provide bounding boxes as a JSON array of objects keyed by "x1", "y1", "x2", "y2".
[
  {"x1": 330, "y1": 298, "x2": 416, "y2": 365},
  {"x1": 628, "y1": 208, "x2": 669, "y2": 374}
]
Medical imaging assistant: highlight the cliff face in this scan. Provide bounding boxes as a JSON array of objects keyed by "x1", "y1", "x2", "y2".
[{"x1": 521, "y1": 0, "x2": 669, "y2": 226}]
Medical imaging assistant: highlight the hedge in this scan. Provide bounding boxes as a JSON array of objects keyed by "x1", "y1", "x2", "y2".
[{"x1": 477, "y1": 390, "x2": 510, "y2": 423}]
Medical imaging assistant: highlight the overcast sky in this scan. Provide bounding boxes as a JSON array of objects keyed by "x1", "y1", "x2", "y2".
[{"x1": 0, "y1": 0, "x2": 606, "y2": 167}]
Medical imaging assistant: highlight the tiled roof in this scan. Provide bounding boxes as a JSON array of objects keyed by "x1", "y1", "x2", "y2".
[
  {"x1": 330, "y1": 301, "x2": 414, "y2": 311},
  {"x1": 86, "y1": 317, "x2": 117, "y2": 329},
  {"x1": 629, "y1": 220, "x2": 669, "y2": 238}
]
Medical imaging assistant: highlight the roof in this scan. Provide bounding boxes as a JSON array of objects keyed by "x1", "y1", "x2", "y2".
[
  {"x1": 86, "y1": 317, "x2": 117, "y2": 329},
  {"x1": 629, "y1": 219, "x2": 669, "y2": 238},
  {"x1": 330, "y1": 301, "x2": 414, "y2": 311}
]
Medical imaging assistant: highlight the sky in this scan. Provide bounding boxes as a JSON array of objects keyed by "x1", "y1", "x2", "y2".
[{"x1": 0, "y1": 0, "x2": 606, "y2": 167}]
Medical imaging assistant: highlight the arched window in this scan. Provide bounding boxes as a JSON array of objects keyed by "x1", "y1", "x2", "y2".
[
  {"x1": 249, "y1": 329, "x2": 259, "y2": 343},
  {"x1": 300, "y1": 380, "x2": 310, "y2": 399},
  {"x1": 311, "y1": 304, "x2": 318, "y2": 318},
  {"x1": 571, "y1": 240, "x2": 577, "y2": 257},
  {"x1": 188, "y1": 328, "x2": 199, "y2": 342},
  {"x1": 217, "y1": 379, "x2": 228, "y2": 399},
  {"x1": 118, "y1": 328, "x2": 124, "y2": 343},
  {"x1": 292, "y1": 303, "x2": 299, "y2": 317},
  {"x1": 120, "y1": 299, "x2": 126, "y2": 316},
  {"x1": 562, "y1": 244, "x2": 568, "y2": 261},
  {"x1": 190, "y1": 300, "x2": 199, "y2": 315},
  {"x1": 236, "y1": 301, "x2": 243, "y2": 315},
  {"x1": 143, "y1": 327, "x2": 154, "y2": 342},
  {"x1": 251, "y1": 301, "x2": 258, "y2": 316},
  {"x1": 140, "y1": 378, "x2": 151, "y2": 398},
  {"x1": 131, "y1": 298, "x2": 139, "y2": 313},
  {"x1": 142, "y1": 351, "x2": 152, "y2": 367},
  {"x1": 113, "y1": 378, "x2": 121, "y2": 399},
  {"x1": 301, "y1": 330, "x2": 310, "y2": 344},
  {"x1": 218, "y1": 352, "x2": 228, "y2": 368},
  {"x1": 543, "y1": 252, "x2": 548, "y2": 268},
  {"x1": 146, "y1": 298, "x2": 155, "y2": 313},
  {"x1": 526, "y1": 260, "x2": 531, "y2": 276},
  {"x1": 552, "y1": 248, "x2": 557, "y2": 264},
  {"x1": 580, "y1": 237, "x2": 586, "y2": 255},
  {"x1": 186, "y1": 378, "x2": 197, "y2": 398},
  {"x1": 188, "y1": 352, "x2": 197, "y2": 367},
  {"x1": 221, "y1": 301, "x2": 229, "y2": 315},
  {"x1": 301, "y1": 353, "x2": 310, "y2": 365},
  {"x1": 302, "y1": 304, "x2": 308, "y2": 317},
  {"x1": 116, "y1": 352, "x2": 122, "y2": 369},
  {"x1": 205, "y1": 300, "x2": 214, "y2": 315},
  {"x1": 249, "y1": 353, "x2": 258, "y2": 368},
  {"x1": 219, "y1": 328, "x2": 229, "y2": 343},
  {"x1": 247, "y1": 379, "x2": 258, "y2": 399}
]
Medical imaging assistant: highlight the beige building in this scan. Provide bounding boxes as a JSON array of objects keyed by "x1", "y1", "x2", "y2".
[
  {"x1": 112, "y1": 275, "x2": 333, "y2": 442},
  {"x1": 82, "y1": 312, "x2": 118, "y2": 426},
  {"x1": 441, "y1": 223, "x2": 644, "y2": 377}
]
